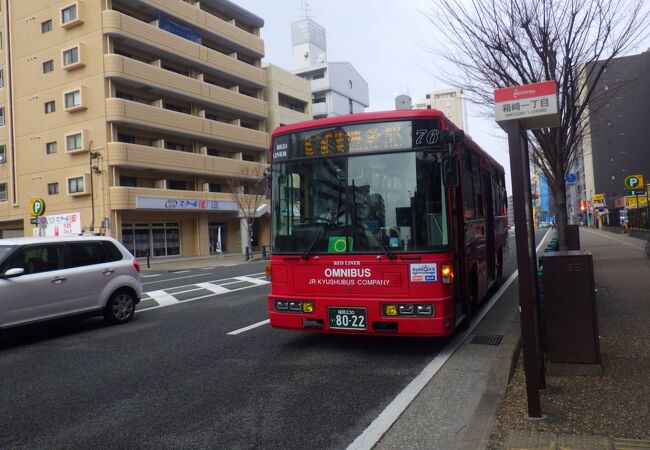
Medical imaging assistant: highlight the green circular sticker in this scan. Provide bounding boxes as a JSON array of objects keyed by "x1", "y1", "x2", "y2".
[{"x1": 333, "y1": 238, "x2": 347, "y2": 252}]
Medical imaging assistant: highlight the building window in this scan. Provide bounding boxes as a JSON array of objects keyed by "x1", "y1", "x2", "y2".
[
  {"x1": 64, "y1": 89, "x2": 81, "y2": 109},
  {"x1": 0, "y1": 182, "x2": 7, "y2": 202},
  {"x1": 48, "y1": 183, "x2": 59, "y2": 195},
  {"x1": 278, "y1": 93, "x2": 306, "y2": 113},
  {"x1": 313, "y1": 96, "x2": 326, "y2": 104},
  {"x1": 164, "y1": 141, "x2": 185, "y2": 151},
  {"x1": 168, "y1": 180, "x2": 186, "y2": 190},
  {"x1": 208, "y1": 183, "x2": 221, "y2": 192},
  {"x1": 0, "y1": 107, "x2": 4, "y2": 126},
  {"x1": 121, "y1": 223, "x2": 180, "y2": 257},
  {"x1": 0, "y1": 69, "x2": 3, "y2": 88},
  {"x1": 44, "y1": 101, "x2": 56, "y2": 114},
  {"x1": 43, "y1": 60, "x2": 54, "y2": 73},
  {"x1": 41, "y1": 19, "x2": 53, "y2": 33},
  {"x1": 120, "y1": 176, "x2": 137, "y2": 187},
  {"x1": 0, "y1": 144, "x2": 5, "y2": 164},
  {"x1": 62, "y1": 46, "x2": 80, "y2": 68},
  {"x1": 349, "y1": 98, "x2": 353, "y2": 114},
  {"x1": 116, "y1": 91, "x2": 134, "y2": 101},
  {"x1": 66, "y1": 132, "x2": 83, "y2": 151},
  {"x1": 46, "y1": 141, "x2": 57, "y2": 154},
  {"x1": 312, "y1": 72, "x2": 325, "y2": 80},
  {"x1": 68, "y1": 176, "x2": 84, "y2": 194},
  {"x1": 61, "y1": 4, "x2": 77, "y2": 24},
  {"x1": 117, "y1": 134, "x2": 136, "y2": 144}
]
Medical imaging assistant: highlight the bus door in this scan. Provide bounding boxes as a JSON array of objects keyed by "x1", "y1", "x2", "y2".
[{"x1": 483, "y1": 171, "x2": 496, "y2": 282}]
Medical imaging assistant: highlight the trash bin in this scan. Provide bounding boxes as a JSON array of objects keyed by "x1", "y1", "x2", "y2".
[{"x1": 540, "y1": 250, "x2": 601, "y2": 365}]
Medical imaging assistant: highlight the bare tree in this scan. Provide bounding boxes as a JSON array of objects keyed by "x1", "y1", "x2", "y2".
[
  {"x1": 426, "y1": 0, "x2": 648, "y2": 249},
  {"x1": 228, "y1": 165, "x2": 269, "y2": 257}
]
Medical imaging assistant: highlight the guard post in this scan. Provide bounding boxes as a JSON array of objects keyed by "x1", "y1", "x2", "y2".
[{"x1": 494, "y1": 81, "x2": 560, "y2": 419}]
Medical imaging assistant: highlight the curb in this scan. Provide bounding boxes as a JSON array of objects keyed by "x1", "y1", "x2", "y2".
[{"x1": 455, "y1": 313, "x2": 522, "y2": 450}]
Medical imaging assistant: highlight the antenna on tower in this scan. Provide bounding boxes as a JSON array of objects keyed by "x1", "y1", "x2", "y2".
[{"x1": 300, "y1": 1, "x2": 311, "y2": 20}]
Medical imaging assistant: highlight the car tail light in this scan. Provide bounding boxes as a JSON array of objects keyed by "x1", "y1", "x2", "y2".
[
  {"x1": 133, "y1": 259, "x2": 140, "y2": 273},
  {"x1": 265, "y1": 263, "x2": 272, "y2": 279}
]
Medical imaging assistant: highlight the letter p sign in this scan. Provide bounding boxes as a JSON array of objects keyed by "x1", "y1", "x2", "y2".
[
  {"x1": 624, "y1": 174, "x2": 644, "y2": 190},
  {"x1": 30, "y1": 198, "x2": 46, "y2": 217}
]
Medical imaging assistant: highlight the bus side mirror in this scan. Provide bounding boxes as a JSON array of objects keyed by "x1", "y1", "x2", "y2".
[{"x1": 443, "y1": 156, "x2": 459, "y2": 187}]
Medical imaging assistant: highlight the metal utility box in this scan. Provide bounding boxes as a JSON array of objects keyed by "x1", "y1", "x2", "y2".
[
  {"x1": 540, "y1": 251, "x2": 601, "y2": 364},
  {"x1": 566, "y1": 224, "x2": 581, "y2": 250}
]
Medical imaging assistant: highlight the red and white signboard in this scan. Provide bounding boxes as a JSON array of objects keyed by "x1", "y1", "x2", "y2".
[{"x1": 494, "y1": 81, "x2": 559, "y2": 130}]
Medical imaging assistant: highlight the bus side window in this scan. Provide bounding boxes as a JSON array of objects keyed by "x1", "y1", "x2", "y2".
[{"x1": 461, "y1": 147, "x2": 476, "y2": 219}]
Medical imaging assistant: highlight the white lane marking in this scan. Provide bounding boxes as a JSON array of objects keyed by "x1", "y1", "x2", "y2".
[
  {"x1": 136, "y1": 281, "x2": 270, "y2": 313},
  {"x1": 143, "y1": 271, "x2": 266, "y2": 286},
  {"x1": 141, "y1": 274, "x2": 162, "y2": 278},
  {"x1": 234, "y1": 275, "x2": 270, "y2": 286},
  {"x1": 196, "y1": 282, "x2": 230, "y2": 295},
  {"x1": 146, "y1": 290, "x2": 180, "y2": 307},
  {"x1": 347, "y1": 230, "x2": 550, "y2": 450},
  {"x1": 170, "y1": 270, "x2": 190, "y2": 274},
  {"x1": 227, "y1": 319, "x2": 270, "y2": 335}
]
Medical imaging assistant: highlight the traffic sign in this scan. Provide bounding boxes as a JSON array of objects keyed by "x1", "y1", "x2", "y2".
[
  {"x1": 566, "y1": 173, "x2": 577, "y2": 184},
  {"x1": 30, "y1": 198, "x2": 46, "y2": 216},
  {"x1": 627, "y1": 189, "x2": 646, "y2": 196},
  {"x1": 29, "y1": 218, "x2": 38, "y2": 225},
  {"x1": 624, "y1": 174, "x2": 644, "y2": 190}
]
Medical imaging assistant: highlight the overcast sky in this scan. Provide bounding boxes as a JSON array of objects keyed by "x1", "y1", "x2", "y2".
[{"x1": 235, "y1": 0, "x2": 650, "y2": 194}]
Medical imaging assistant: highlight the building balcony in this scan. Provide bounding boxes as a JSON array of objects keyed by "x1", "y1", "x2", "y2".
[
  {"x1": 109, "y1": 186, "x2": 242, "y2": 211},
  {"x1": 106, "y1": 142, "x2": 267, "y2": 178},
  {"x1": 128, "y1": 0, "x2": 264, "y2": 57},
  {"x1": 105, "y1": 98, "x2": 268, "y2": 151},
  {"x1": 104, "y1": 54, "x2": 267, "y2": 119},
  {"x1": 102, "y1": 10, "x2": 265, "y2": 88},
  {"x1": 311, "y1": 102, "x2": 328, "y2": 117}
]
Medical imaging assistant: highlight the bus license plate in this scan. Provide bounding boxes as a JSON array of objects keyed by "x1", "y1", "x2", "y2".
[{"x1": 328, "y1": 307, "x2": 367, "y2": 330}]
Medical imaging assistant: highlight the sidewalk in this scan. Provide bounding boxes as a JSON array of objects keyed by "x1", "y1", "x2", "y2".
[
  {"x1": 487, "y1": 228, "x2": 650, "y2": 449},
  {"x1": 140, "y1": 252, "x2": 266, "y2": 271}
]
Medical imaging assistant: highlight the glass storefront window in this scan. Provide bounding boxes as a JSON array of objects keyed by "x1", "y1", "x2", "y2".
[{"x1": 121, "y1": 223, "x2": 180, "y2": 257}]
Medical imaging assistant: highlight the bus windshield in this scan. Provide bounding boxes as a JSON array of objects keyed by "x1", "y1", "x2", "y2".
[{"x1": 272, "y1": 150, "x2": 449, "y2": 254}]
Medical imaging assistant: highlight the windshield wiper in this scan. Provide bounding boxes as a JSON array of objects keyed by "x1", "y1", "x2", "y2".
[
  {"x1": 371, "y1": 227, "x2": 396, "y2": 260},
  {"x1": 301, "y1": 220, "x2": 330, "y2": 260}
]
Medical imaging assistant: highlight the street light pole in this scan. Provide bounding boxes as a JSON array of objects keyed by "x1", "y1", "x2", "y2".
[{"x1": 89, "y1": 148, "x2": 101, "y2": 235}]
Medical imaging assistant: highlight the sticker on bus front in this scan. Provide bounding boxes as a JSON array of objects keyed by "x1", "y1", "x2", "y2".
[{"x1": 410, "y1": 263, "x2": 438, "y2": 282}]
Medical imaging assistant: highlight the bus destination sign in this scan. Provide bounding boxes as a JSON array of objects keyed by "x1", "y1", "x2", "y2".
[{"x1": 272, "y1": 119, "x2": 442, "y2": 161}]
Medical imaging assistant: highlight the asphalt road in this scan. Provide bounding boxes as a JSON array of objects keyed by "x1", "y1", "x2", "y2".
[{"x1": 0, "y1": 230, "x2": 540, "y2": 449}]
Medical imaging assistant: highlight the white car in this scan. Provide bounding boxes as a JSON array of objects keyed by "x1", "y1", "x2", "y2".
[{"x1": 0, "y1": 236, "x2": 141, "y2": 330}]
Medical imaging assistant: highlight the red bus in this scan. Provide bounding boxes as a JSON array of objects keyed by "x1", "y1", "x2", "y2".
[{"x1": 267, "y1": 110, "x2": 508, "y2": 336}]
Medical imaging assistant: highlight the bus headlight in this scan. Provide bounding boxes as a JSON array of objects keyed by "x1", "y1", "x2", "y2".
[
  {"x1": 383, "y1": 303, "x2": 434, "y2": 317},
  {"x1": 275, "y1": 300, "x2": 314, "y2": 314}
]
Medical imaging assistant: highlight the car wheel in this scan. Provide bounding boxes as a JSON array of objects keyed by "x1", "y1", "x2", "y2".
[{"x1": 104, "y1": 290, "x2": 136, "y2": 324}]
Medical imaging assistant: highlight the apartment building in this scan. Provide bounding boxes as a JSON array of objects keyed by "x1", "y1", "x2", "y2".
[
  {"x1": 264, "y1": 64, "x2": 311, "y2": 134},
  {"x1": 414, "y1": 87, "x2": 467, "y2": 130},
  {"x1": 0, "y1": 0, "x2": 271, "y2": 257}
]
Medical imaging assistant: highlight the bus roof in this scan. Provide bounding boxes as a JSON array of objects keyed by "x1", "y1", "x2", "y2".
[{"x1": 271, "y1": 109, "x2": 504, "y2": 174}]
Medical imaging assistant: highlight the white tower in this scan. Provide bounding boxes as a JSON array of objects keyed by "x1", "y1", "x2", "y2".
[{"x1": 291, "y1": 18, "x2": 327, "y2": 70}]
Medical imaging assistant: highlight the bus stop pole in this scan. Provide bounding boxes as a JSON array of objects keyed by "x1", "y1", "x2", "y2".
[{"x1": 505, "y1": 120, "x2": 544, "y2": 419}]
